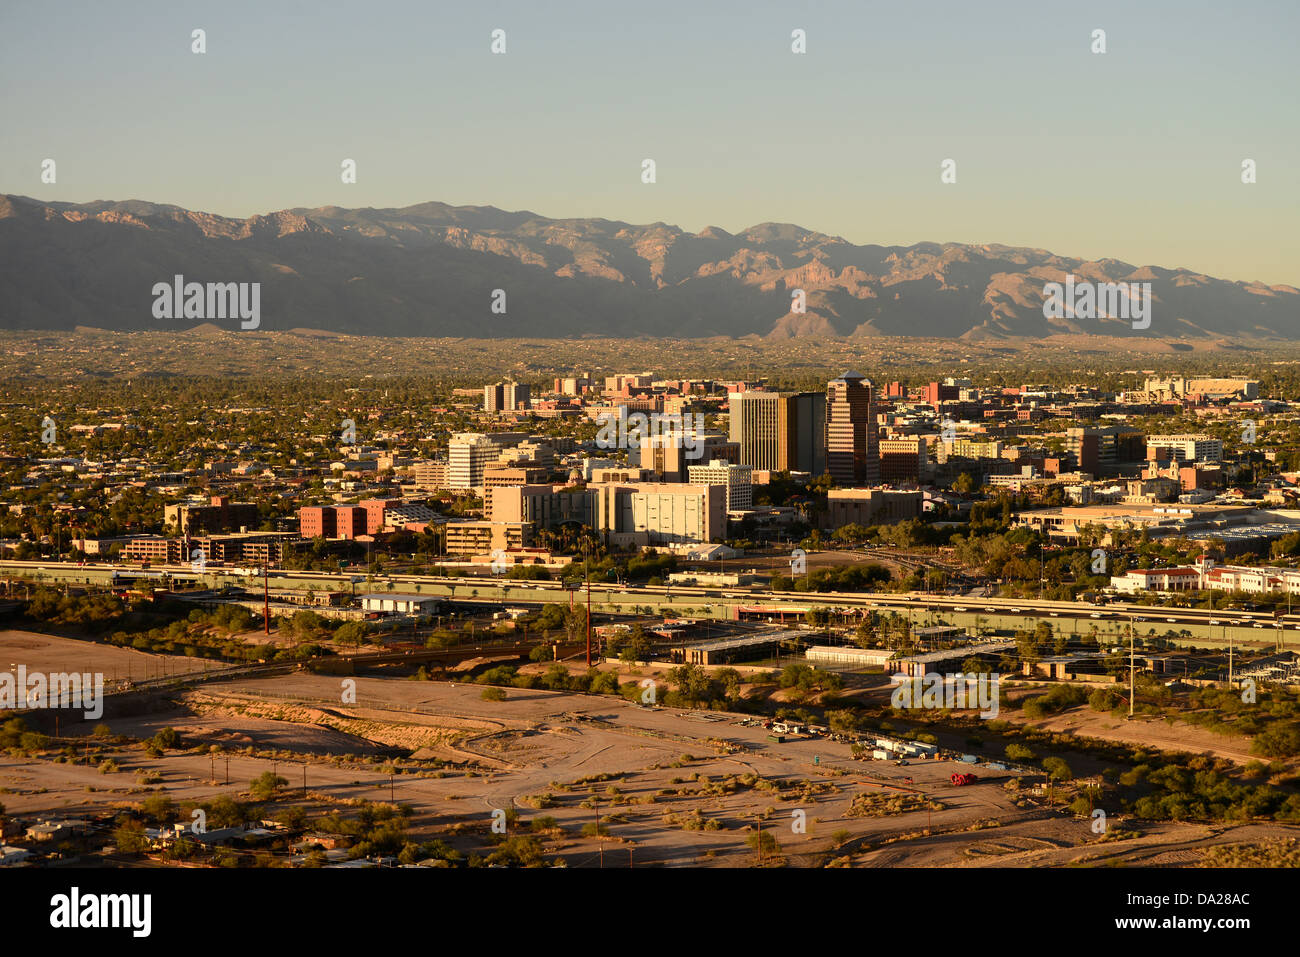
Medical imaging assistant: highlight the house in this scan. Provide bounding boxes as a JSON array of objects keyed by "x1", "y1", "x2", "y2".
[{"x1": 0, "y1": 846, "x2": 33, "y2": 867}]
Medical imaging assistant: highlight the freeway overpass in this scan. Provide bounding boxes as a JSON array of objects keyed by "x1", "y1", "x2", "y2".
[{"x1": 1, "y1": 559, "x2": 1294, "y2": 650}]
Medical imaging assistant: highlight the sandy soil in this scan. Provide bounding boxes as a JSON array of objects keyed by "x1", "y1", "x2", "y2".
[
  {"x1": 5, "y1": 671, "x2": 1297, "y2": 867},
  {"x1": 1013, "y1": 708, "x2": 1259, "y2": 765},
  {"x1": 0, "y1": 630, "x2": 214, "y2": 682}
]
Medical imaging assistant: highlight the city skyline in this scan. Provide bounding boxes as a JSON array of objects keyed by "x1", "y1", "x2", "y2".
[{"x1": 3, "y1": 0, "x2": 1300, "y2": 898}]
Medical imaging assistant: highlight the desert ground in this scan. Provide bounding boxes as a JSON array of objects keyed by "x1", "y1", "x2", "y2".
[{"x1": 5, "y1": 658, "x2": 1298, "y2": 867}]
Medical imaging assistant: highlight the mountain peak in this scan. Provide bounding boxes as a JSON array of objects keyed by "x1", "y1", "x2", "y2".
[{"x1": 1, "y1": 195, "x2": 1294, "y2": 340}]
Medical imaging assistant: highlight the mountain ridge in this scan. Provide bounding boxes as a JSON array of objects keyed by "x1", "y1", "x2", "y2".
[{"x1": 1, "y1": 194, "x2": 1295, "y2": 339}]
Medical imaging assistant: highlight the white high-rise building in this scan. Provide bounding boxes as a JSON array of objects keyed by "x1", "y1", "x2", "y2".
[
  {"x1": 1146, "y1": 434, "x2": 1223, "y2": 463},
  {"x1": 447, "y1": 433, "x2": 525, "y2": 489},
  {"x1": 688, "y1": 462, "x2": 753, "y2": 511}
]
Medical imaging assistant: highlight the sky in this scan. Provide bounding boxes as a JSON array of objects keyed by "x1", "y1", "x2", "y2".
[{"x1": 1, "y1": 0, "x2": 1297, "y2": 285}]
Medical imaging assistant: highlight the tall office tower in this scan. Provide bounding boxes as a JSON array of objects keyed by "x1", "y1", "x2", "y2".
[
  {"x1": 1066, "y1": 425, "x2": 1146, "y2": 475},
  {"x1": 727, "y1": 391, "x2": 826, "y2": 473},
  {"x1": 504, "y1": 381, "x2": 530, "y2": 411},
  {"x1": 825, "y1": 371, "x2": 879, "y2": 486},
  {"x1": 729, "y1": 392, "x2": 780, "y2": 469},
  {"x1": 780, "y1": 391, "x2": 827, "y2": 476},
  {"x1": 484, "y1": 381, "x2": 530, "y2": 412},
  {"x1": 448, "y1": 432, "x2": 526, "y2": 489}
]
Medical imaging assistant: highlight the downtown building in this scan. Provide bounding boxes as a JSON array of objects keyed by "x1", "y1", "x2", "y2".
[
  {"x1": 638, "y1": 432, "x2": 738, "y2": 482},
  {"x1": 446, "y1": 432, "x2": 527, "y2": 490},
  {"x1": 484, "y1": 381, "x2": 531, "y2": 413},
  {"x1": 1066, "y1": 426, "x2": 1146, "y2": 476},
  {"x1": 727, "y1": 391, "x2": 826, "y2": 474},
  {"x1": 164, "y1": 495, "x2": 258, "y2": 535},
  {"x1": 487, "y1": 481, "x2": 726, "y2": 550},
  {"x1": 1146, "y1": 434, "x2": 1224, "y2": 464},
  {"x1": 825, "y1": 372, "x2": 879, "y2": 486},
  {"x1": 687, "y1": 461, "x2": 754, "y2": 511},
  {"x1": 878, "y1": 435, "x2": 929, "y2": 485}
]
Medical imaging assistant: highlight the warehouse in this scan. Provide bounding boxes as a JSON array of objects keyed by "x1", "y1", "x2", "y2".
[{"x1": 805, "y1": 645, "x2": 894, "y2": 668}]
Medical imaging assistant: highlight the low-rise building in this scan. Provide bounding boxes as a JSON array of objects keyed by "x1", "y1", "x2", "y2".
[{"x1": 359, "y1": 593, "x2": 442, "y2": 616}]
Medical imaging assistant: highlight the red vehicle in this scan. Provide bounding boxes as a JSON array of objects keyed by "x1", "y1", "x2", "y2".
[{"x1": 950, "y1": 772, "x2": 979, "y2": 786}]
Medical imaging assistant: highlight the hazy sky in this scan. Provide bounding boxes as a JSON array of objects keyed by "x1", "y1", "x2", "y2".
[{"x1": 2, "y1": 0, "x2": 1297, "y2": 285}]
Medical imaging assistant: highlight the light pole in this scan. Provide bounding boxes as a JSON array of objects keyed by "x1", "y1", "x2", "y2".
[
  {"x1": 584, "y1": 543, "x2": 592, "y2": 667},
  {"x1": 1231, "y1": 619, "x2": 1247, "y2": 684},
  {"x1": 1128, "y1": 614, "x2": 1136, "y2": 719}
]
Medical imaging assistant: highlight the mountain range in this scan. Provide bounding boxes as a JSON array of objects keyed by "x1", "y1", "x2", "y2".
[{"x1": 1, "y1": 194, "x2": 1295, "y2": 340}]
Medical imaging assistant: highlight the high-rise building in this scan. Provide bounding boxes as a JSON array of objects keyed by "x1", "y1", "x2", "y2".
[
  {"x1": 484, "y1": 381, "x2": 531, "y2": 412},
  {"x1": 879, "y1": 436, "x2": 927, "y2": 484},
  {"x1": 638, "y1": 431, "x2": 737, "y2": 481},
  {"x1": 727, "y1": 391, "x2": 825, "y2": 474},
  {"x1": 165, "y1": 496, "x2": 258, "y2": 535},
  {"x1": 447, "y1": 433, "x2": 526, "y2": 489},
  {"x1": 408, "y1": 459, "x2": 448, "y2": 490},
  {"x1": 1066, "y1": 426, "x2": 1145, "y2": 475},
  {"x1": 1146, "y1": 434, "x2": 1223, "y2": 464},
  {"x1": 298, "y1": 505, "x2": 368, "y2": 540},
  {"x1": 687, "y1": 462, "x2": 753, "y2": 511},
  {"x1": 826, "y1": 372, "x2": 879, "y2": 486},
  {"x1": 491, "y1": 482, "x2": 725, "y2": 546}
]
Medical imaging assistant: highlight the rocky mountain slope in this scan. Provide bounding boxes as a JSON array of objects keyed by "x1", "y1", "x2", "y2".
[{"x1": 1, "y1": 194, "x2": 1294, "y2": 338}]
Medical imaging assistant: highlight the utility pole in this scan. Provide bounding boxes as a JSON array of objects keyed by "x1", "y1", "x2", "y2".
[
  {"x1": 1229, "y1": 622, "x2": 1235, "y2": 685},
  {"x1": 263, "y1": 564, "x2": 270, "y2": 636},
  {"x1": 1128, "y1": 614, "x2": 1135, "y2": 719},
  {"x1": 585, "y1": 558, "x2": 593, "y2": 668}
]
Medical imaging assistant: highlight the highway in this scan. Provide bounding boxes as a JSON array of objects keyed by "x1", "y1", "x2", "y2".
[{"x1": 2, "y1": 558, "x2": 1295, "y2": 649}]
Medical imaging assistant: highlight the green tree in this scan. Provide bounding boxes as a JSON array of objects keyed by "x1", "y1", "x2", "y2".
[
  {"x1": 113, "y1": 818, "x2": 149, "y2": 854},
  {"x1": 249, "y1": 771, "x2": 289, "y2": 801}
]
